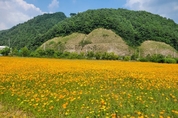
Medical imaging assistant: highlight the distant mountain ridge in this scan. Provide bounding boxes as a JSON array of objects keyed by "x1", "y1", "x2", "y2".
[
  {"x1": 0, "y1": 12, "x2": 66, "y2": 50},
  {"x1": 0, "y1": 8, "x2": 178, "y2": 53},
  {"x1": 35, "y1": 8, "x2": 178, "y2": 51}
]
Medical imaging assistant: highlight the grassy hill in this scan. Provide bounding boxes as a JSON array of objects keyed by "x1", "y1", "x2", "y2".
[
  {"x1": 40, "y1": 33, "x2": 86, "y2": 52},
  {"x1": 82, "y1": 28, "x2": 131, "y2": 56},
  {"x1": 0, "y1": 12, "x2": 66, "y2": 50},
  {"x1": 39, "y1": 28, "x2": 131, "y2": 56},
  {"x1": 39, "y1": 28, "x2": 130, "y2": 56},
  {"x1": 39, "y1": 28, "x2": 178, "y2": 58},
  {"x1": 140, "y1": 40, "x2": 178, "y2": 57}
]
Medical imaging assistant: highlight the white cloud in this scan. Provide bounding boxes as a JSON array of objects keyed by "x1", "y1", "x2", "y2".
[
  {"x1": 125, "y1": 0, "x2": 178, "y2": 23},
  {"x1": 0, "y1": 0, "x2": 43, "y2": 30},
  {"x1": 48, "y1": 0, "x2": 59, "y2": 12}
]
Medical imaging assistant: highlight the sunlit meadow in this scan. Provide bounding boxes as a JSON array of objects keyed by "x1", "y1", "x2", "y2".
[{"x1": 0, "y1": 57, "x2": 178, "y2": 117}]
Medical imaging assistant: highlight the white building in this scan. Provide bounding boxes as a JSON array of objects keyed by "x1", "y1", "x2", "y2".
[{"x1": 0, "y1": 46, "x2": 8, "y2": 50}]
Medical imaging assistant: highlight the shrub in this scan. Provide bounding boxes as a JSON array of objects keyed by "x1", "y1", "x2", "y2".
[
  {"x1": 68, "y1": 52, "x2": 79, "y2": 59},
  {"x1": 164, "y1": 58, "x2": 177, "y2": 64},
  {"x1": 95, "y1": 52, "x2": 102, "y2": 60},
  {"x1": 30, "y1": 51, "x2": 40, "y2": 57},
  {"x1": 139, "y1": 58, "x2": 148, "y2": 62},
  {"x1": 79, "y1": 40, "x2": 92, "y2": 47},
  {"x1": 77, "y1": 52, "x2": 85, "y2": 59},
  {"x1": 87, "y1": 51, "x2": 95, "y2": 59},
  {"x1": 124, "y1": 56, "x2": 131, "y2": 61},
  {"x1": 149, "y1": 54, "x2": 165, "y2": 62},
  {"x1": 45, "y1": 49, "x2": 55, "y2": 57},
  {"x1": 36, "y1": 49, "x2": 43, "y2": 56},
  {"x1": 174, "y1": 58, "x2": 178, "y2": 63},
  {"x1": 60, "y1": 51, "x2": 70, "y2": 58},
  {"x1": 20, "y1": 46, "x2": 30, "y2": 57}
]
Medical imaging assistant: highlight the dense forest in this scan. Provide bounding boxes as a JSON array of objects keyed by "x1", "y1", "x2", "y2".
[
  {"x1": 0, "y1": 12, "x2": 66, "y2": 49},
  {"x1": 0, "y1": 8, "x2": 178, "y2": 51},
  {"x1": 34, "y1": 8, "x2": 178, "y2": 50}
]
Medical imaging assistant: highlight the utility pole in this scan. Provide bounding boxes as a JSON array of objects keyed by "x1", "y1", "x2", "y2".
[
  {"x1": 138, "y1": 47, "x2": 140, "y2": 59},
  {"x1": 9, "y1": 38, "x2": 10, "y2": 48},
  {"x1": 44, "y1": 43, "x2": 46, "y2": 51},
  {"x1": 9, "y1": 38, "x2": 12, "y2": 54}
]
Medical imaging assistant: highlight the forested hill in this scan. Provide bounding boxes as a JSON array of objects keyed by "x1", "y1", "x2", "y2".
[
  {"x1": 35, "y1": 8, "x2": 178, "y2": 51},
  {"x1": 0, "y1": 12, "x2": 66, "y2": 49}
]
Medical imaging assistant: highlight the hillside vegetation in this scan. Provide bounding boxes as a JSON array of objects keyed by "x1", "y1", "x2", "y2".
[
  {"x1": 39, "y1": 28, "x2": 178, "y2": 59},
  {"x1": 36, "y1": 8, "x2": 178, "y2": 51},
  {"x1": 39, "y1": 28, "x2": 131, "y2": 56},
  {"x1": 0, "y1": 12, "x2": 66, "y2": 50},
  {"x1": 0, "y1": 8, "x2": 178, "y2": 58}
]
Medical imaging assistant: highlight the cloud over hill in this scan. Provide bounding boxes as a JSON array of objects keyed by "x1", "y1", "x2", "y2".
[
  {"x1": 126, "y1": 0, "x2": 178, "y2": 23},
  {"x1": 0, "y1": 0, "x2": 43, "y2": 30}
]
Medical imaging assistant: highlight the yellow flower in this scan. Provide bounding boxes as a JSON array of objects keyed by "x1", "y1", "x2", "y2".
[{"x1": 62, "y1": 102, "x2": 68, "y2": 109}]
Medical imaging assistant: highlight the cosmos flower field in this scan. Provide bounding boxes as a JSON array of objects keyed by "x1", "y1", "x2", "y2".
[{"x1": 0, "y1": 57, "x2": 178, "y2": 117}]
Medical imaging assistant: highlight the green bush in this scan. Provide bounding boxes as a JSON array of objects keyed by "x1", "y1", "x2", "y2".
[
  {"x1": 77, "y1": 52, "x2": 85, "y2": 59},
  {"x1": 87, "y1": 51, "x2": 95, "y2": 59},
  {"x1": 20, "y1": 46, "x2": 30, "y2": 57},
  {"x1": 174, "y1": 58, "x2": 178, "y2": 63},
  {"x1": 124, "y1": 56, "x2": 131, "y2": 61},
  {"x1": 164, "y1": 58, "x2": 177, "y2": 64},
  {"x1": 139, "y1": 58, "x2": 148, "y2": 62},
  {"x1": 79, "y1": 40, "x2": 92, "y2": 47},
  {"x1": 68, "y1": 52, "x2": 79, "y2": 59},
  {"x1": 95, "y1": 52, "x2": 102, "y2": 60},
  {"x1": 30, "y1": 51, "x2": 40, "y2": 57},
  {"x1": 60, "y1": 51, "x2": 70, "y2": 58}
]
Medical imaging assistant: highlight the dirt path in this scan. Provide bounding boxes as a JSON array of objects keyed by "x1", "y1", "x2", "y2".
[{"x1": 0, "y1": 103, "x2": 34, "y2": 118}]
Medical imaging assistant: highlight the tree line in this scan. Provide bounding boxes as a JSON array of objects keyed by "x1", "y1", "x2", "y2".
[{"x1": 1, "y1": 47, "x2": 178, "y2": 64}]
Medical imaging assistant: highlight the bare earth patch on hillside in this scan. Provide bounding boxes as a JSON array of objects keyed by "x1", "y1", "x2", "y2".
[
  {"x1": 140, "y1": 40, "x2": 178, "y2": 57},
  {"x1": 81, "y1": 28, "x2": 131, "y2": 56},
  {"x1": 39, "y1": 28, "x2": 132, "y2": 56},
  {"x1": 38, "y1": 29, "x2": 178, "y2": 58}
]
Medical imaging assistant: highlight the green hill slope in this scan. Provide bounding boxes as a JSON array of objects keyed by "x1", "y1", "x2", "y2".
[
  {"x1": 39, "y1": 28, "x2": 132, "y2": 56},
  {"x1": 40, "y1": 28, "x2": 178, "y2": 58},
  {"x1": 0, "y1": 12, "x2": 66, "y2": 50},
  {"x1": 37, "y1": 8, "x2": 178, "y2": 51}
]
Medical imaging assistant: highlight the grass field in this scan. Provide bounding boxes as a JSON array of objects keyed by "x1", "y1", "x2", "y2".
[{"x1": 0, "y1": 57, "x2": 178, "y2": 117}]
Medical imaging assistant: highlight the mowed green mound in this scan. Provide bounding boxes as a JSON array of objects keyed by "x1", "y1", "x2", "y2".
[
  {"x1": 140, "y1": 40, "x2": 178, "y2": 57},
  {"x1": 39, "y1": 33, "x2": 86, "y2": 52},
  {"x1": 39, "y1": 28, "x2": 131, "y2": 56},
  {"x1": 39, "y1": 28, "x2": 178, "y2": 58}
]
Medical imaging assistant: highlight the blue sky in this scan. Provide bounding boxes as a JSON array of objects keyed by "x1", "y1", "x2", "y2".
[
  {"x1": 24, "y1": 0, "x2": 126, "y2": 15},
  {"x1": 0, "y1": 0, "x2": 178, "y2": 30}
]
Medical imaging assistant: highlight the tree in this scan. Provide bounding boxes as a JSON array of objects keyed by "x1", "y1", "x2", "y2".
[
  {"x1": 0, "y1": 47, "x2": 10, "y2": 56},
  {"x1": 20, "y1": 46, "x2": 30, "y2": 57},
  {"x1": 45, "y1": 49, "x2": 55, "y2": 57},
  {"x1": 12, "y1": 47, "x2": 19, "y2": 56},
  {"x1": 70, "y1": 13, "x2": 77, "y2": 17}
]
